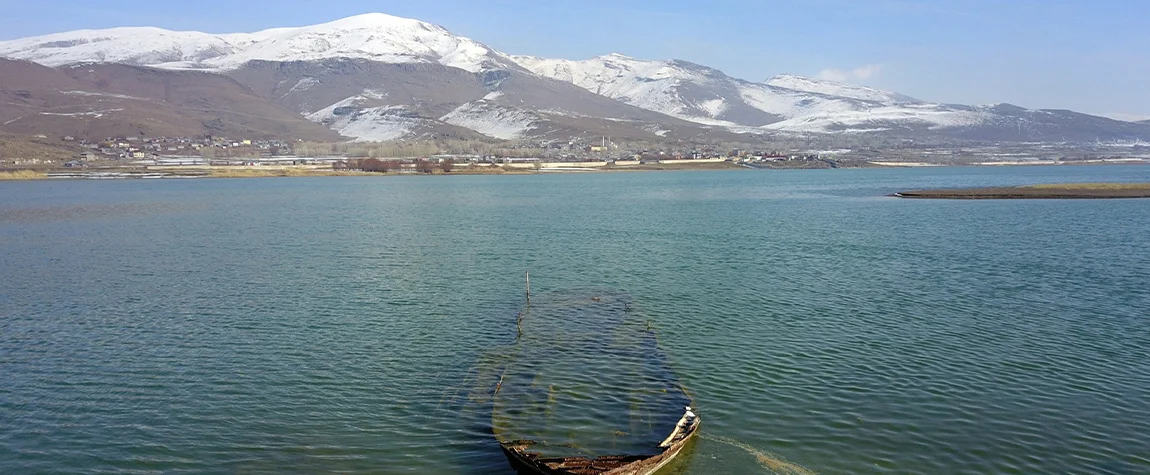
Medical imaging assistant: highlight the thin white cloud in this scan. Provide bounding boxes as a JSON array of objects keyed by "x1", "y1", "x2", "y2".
[
  {"x1": 852, "y1": 64, "x2": 882, "y2": 79},
  {"x1": 815, "y1": 69, "x2": 849, "y2": 82},
  {"x1": 1097, "y1": 112, "x2": 1150, "y2": 122},
  {"x1": 817, "y1": 64, "x2": 883, "y2": 82}
]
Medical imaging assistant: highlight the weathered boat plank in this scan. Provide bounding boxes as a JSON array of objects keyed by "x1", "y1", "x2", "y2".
[{"x1": 500, "y1": 413, "x2": 699, "y2": 475}]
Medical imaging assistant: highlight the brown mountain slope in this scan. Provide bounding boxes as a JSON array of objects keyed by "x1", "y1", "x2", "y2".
[
  {"x1": 0, "y1": 59, "x2": 339, "y2": 141},
  {"x1": 0, "y1": 59, "x2": 80, "y2": 127},
  {"x1": 228, "y1": 59, "x2": 742, "y2": 142},
  {"x1": 230, "y1": 60, "x2": 487, "y2": 117},
  {"x1": 489, "y1": 70, "x2": 748, "y2": 141},
  {"x1": 230, "y1": 60, "x2": 494, "y2": 141},
  {"x1": 0, "y1": 58, "x2": 83, "y2": 90},
  {"x1": 0, "y1": 132, "x2": 79, "y2": 163}
]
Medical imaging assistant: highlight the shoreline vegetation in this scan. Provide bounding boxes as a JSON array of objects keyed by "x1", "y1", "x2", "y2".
[
  {"x1": 0, "y1": 170, "x2": 49, "y2": 180},
  {"x1": 1, "y1": 160, "x2": 1147, "y2": 182},
  {"x1": 0, "y1": 161, "x2": 743, "y2": 181},
  {"x1": 895, "y1": 183, "x2": 1150, "y2": 199}
]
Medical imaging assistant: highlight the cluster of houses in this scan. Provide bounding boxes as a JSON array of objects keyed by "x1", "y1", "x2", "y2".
[
  {"x1": 45, "y1": 132, "x2": 832, "y2": 169},
  {"x1": 733, "y1": 151, "x2": 828, "y2": 163},
  {"x1": 64, "y1": 136, "x2": 295, "y2": 164},
  {"x1": 523, "y1": 139, "x2": 824, "y2": 163},
  {"x1": 332, "y1": 146, "x2": 824, "y2": 170}
]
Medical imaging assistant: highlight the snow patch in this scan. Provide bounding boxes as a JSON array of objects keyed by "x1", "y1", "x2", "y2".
[
  {"x1": 287, "y1": 77, "x2": 320, "y2": 94},
  {"x1": 440, "y1": 101, "x2": 536, "y2": 139},
  {"x1": 61, "y1": 90, "x2": 147, "y2": 101},
  {"x1": 762, "y1": 104, "x2": 988, "y2": 133},
  {"x1": 307, "y1": 103, "x2": 423, "y2": 141},
  {"x1": 306, "y1": 93, "x2": 428, "y2": 141},
  {"x1": 40, "y1": 108, "x2": 124, "y2": 118},
  {"x1": 698, "y1": 98, "x2": 727, "y2": 118},
  {"x1": 360, "y1": 89, "x2": 389, "y2": 100},
  {"x1": 328, "y1": 107, "x2": 423, "y2": 141}
]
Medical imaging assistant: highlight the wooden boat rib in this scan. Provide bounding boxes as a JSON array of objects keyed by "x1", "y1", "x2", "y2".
[{"x1": 499, "y1": 409, "x2": 700, "y2": 475}]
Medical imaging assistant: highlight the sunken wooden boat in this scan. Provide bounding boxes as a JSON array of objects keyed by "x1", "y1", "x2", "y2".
[{"x1": 499, "y1": 408, "x2": 700, "y2": 475}]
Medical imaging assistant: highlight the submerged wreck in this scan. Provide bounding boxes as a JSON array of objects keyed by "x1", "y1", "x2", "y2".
[
  {"x1": 483, "y1": 290, "x2": 699, "y2": 475},
  {"x1": 499, "y1": 407, "x2": 699, "y2": 475}
]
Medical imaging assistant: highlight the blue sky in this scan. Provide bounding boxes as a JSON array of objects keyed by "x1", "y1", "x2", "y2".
[{"x1": 2, "y1": 0, "x2": 1148, "y2": 119}]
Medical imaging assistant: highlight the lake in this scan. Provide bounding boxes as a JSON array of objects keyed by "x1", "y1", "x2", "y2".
[{"x1": 2, "y1": 165, "x2": 1148, "y2": 474}]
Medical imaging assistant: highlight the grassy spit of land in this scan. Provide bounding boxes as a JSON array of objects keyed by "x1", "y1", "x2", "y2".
[
  {"x1": 0, "y1": 170, "x2": 51, "y2": 180},
  {"x1": 895, "y1": 183, "x2": 1150, "y2": 199}
]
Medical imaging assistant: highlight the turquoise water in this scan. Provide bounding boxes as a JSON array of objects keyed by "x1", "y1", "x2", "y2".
[{"x1": 2, "y1": 166, "x2": 1149, "y2": 474}]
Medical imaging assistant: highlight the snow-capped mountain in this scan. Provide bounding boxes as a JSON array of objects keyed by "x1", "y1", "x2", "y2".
[
  {"x1": 512, "y1": 53, "x2": 1150, "y2": 140},
  {"x1": 187, "y1": 14, "x2": 520, "y2": 73},
  {"x1": 227, "y1": 58, "x2": 721, "y2": 142},
  {"x1": 511, "y1": 53, "x2": 778, "y2": 127},
  {"x1": 2, "y1": 13, "x2": 1148, "y2": 143},
  {"x1": 511, "y1": 53, "x2": 978, "y2": 134},
  {"x1": 0, "y1": 27, "x2": 277, "y2": 68},
  {"x1": 0, "y1": 13, "x2": 519, "y2": 73},
  {"x1": 1, "y1": 13, "x2": 709, "y2": 142}
]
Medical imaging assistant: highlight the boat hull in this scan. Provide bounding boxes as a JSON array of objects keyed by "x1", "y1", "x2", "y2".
[{"x1": 500, "y1": 418, "x2": 700, "y2": 475}]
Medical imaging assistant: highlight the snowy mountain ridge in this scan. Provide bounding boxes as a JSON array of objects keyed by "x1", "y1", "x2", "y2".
[
  {"x1": 3, "y1": 12, "x2": 1148, "y2": 143},
  {"x1": 510, "y1": 53, "x2": 982, "y2": 134},
  {"x1": 0, "y1": 13, "x2": 516, "y2": 73},
  {"x1": 0, "y1": 27, "x2": 262, "y2": 68},
  {"x1": 764, "y1": 74, "x2": 920, "y2": 104},
  {"x1": 510, "y1": 53, "x2": 743, "y2": 125}
]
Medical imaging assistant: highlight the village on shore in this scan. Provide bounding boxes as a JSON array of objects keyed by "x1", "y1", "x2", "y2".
[{"x1": 3, "y1": 132, "x2": 1149, "y2": 180}]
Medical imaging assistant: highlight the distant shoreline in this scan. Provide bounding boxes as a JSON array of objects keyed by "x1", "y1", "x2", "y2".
[
  {"x1": 894, "y1": 183, "x2": 1150, "y2": 199},
  {"x1": 4, "y1": 159, "x2": 1150, "y2": 182},
  {"x1": 870, "y1": 159, "x2": 1149, "y2": 168},
  {"x1": 0, "y1": 161, "x2": 745, "y2": 181}
]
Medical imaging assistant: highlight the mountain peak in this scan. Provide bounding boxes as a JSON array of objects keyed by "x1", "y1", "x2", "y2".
[
  {"x1": 208, "y1": 13, "x2": 509, "y2": 72},
  {"x1": 766, "y1": 73, "x2": 808, "y2": 81},
  {"x1": 300, "y1": 12, "x2": 445, "y2": 33}
]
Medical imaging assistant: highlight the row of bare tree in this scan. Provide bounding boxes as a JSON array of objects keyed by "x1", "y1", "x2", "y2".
[{"x1": 346, "y1": 158, "x2": 454, "y2": 173}]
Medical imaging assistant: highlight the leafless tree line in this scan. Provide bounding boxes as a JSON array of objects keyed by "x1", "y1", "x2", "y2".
[{"x1": 346, "y1": 158, "x2": 453, "y2": 173}]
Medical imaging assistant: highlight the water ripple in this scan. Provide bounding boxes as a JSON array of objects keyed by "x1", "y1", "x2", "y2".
[{"x1": 3, "y1": 168, "x2": 1150, "y2": 474}]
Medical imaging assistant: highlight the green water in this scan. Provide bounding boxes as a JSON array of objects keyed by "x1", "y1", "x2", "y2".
[
  {"x1": 481, "y1": 290, "x2": 692, "y2": 459},
  {"x1": 2, "y1": 166, "x2": 1149, "y2": 474}
]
